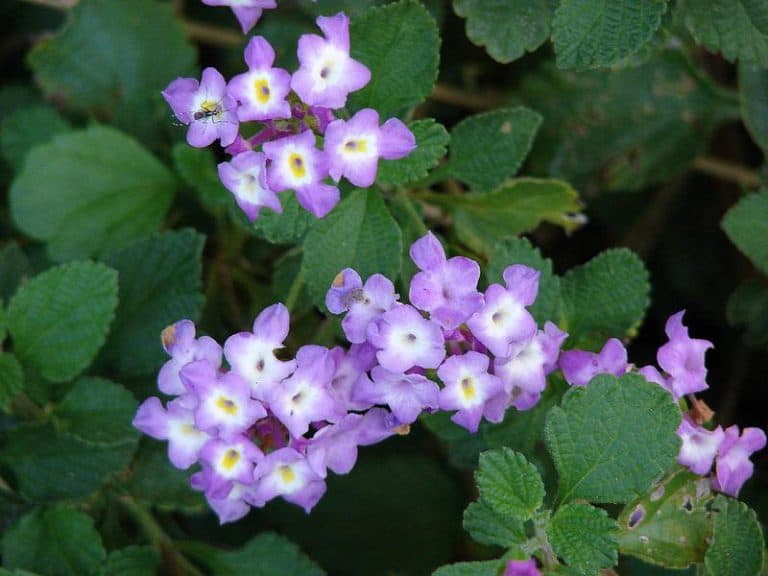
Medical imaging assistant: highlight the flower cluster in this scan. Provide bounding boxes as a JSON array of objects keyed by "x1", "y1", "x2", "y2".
[
  {"x1": 560, "y1": 311, "x2": 766, "y2": 497},
  {"x1": 163, "y1": 12, "x2": 415, "y2": 221}
]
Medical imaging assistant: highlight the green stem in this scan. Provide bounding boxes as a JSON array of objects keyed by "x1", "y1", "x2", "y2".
[
  {"x1": 392, "y1": 188, "x2": 428, "y2": 236},
  {"x1": 284, "y1": 265, "x2": 306, "y2": 313},
  {"x1": 411, "y1": 162, "x2": 453, "y2": 188}
]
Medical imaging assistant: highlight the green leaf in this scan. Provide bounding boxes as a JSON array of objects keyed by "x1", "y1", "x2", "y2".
[
  {"x1": 0, "y1": 242, "x2": 30, "y2": 303},
  {"x1": 377, "y1": 119, "x2": 449, "y2": 187},
  {"x1": 99, "y1": 547, "x2": 161, "y2": 576},
  {"x1": 448, "y1": 107, "x2": 542, "y2": 193},
  {"x1": 1, "y1": 506, "x2": 106, "y2": 576},
  {"x1": 7, "y1": 261, "x2": 118, "y2": 383},
  {"x1": 432, "y1": 560, "x2": 506, "y2": 576},
  {"x1": 10, "y1": 126, "x2": 176, "y2": 262},
  {"x1": 272, "y1": 250, "x2": 312, "y2": 316},
  {"x1": 206, "y1": 533, "x2": 325, "y2": 576},
  {"x1": 453, "y1": 0, "x2": 556, "y2": 63},
  {"x1": 677, "y1": 0, "x2": 768, "y2": 66},
  {"x1": 727, "y1": 279, "x2": 768, "y2": 347},
  {"x1": 545, "y1": 373, "x2": 681, "y2": 504},
  {"x1": 253, "y1": 192, "x2": 314, "y2": 245},
  {"x1": 0, "y1": 352, "x2": 23, "y2": 408},
  {"x1": 100, "y1": 229, "x2": 206, "y2": 376},
  {"x1": 463, "y1": 499, "x2": 526, "y2": 548},
  {"x1": 421, "y1": 410, "x2": 489, "y2": 469},
  {"x1": 28, "y1": 0, "x2": 196, "y2": 142},
  {"x1": 704, "y1": 495, "x2": 764, "y2": 576},
  {"x1": 0, "y1": 105, "x2": 70, "y2": 171},
  {"x1": 349, "y1": 0, "x2": 440, "y2": 117},
  {"x1": 547, "y1": 503, "x2": 619, "y2": 574},
  {"x1": 552, "y1": 0, "x2": 668, "y2": 69},
  {"x1": 561, "y1": 248, "x2": 650, "y2": 350},
  {"x1": 0, "y1": 304, "x2": 6, "y2": 345},
  {"x1": 722, "y1": 189, "x2": 768, "y2": 275},
  {"x1": 172, "y1": 144, "x2": 231, "y2": 213},
  {"x1": 618, "y1": 469, "x2": 713, "y2": 569},
  {"x1": 475, "y1": 448, "x2": 545, "y2": 521},
  {"x1": 739, "y1": 63, "x2": 768, "y2": 154},
  {"x1": 302, "y1": 188, "x2": 402, "y2": 306}
]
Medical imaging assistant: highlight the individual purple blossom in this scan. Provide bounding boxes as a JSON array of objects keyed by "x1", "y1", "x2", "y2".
[
  {"x1": 291, "y1": 13, "x2": 371, "y2": 109},
  {"x1": 328, "y1": 343, "x2": 378, "y2": 411},
  {"x1": 466, "y1": 265, "x2": 539, "y2": 359},
  {"x1": 504, "y1": 559, "x2": 541, "y2": 576},
  {"x1": 196, "y1": 437, "x2": 264, "y2": 498},
  {"x1": 437, "y1": 351, "x2": 504, "y2": 432},
  {"x1": 677, "y1": 415, "x2": 725, "y2": 476},
  {"x1": 713, "y1": 426, "x2": 767, "y2": 496},
  {"x1": 326, "y1": 268, "x2": 398, "y2": 344},
  {"x1": 200, "y1": 0, "x2": 277, "y2": 34},
  {"x1": 657, "y1": 310, "x2": 713, "y2": 398},
  {"x1": 228, "y1": 36, "x2": 292, "y2": 122},
  {"x1": 249, "y1": 448, "x2": 326, "y2": 512},
  {"x1": 366, "y1": 305, "x2": 446, "y2": 372},
  {"x1": 559, "y1": 338, "x2": 628, "y2": 387},
  {"x1": 324, "y1": 108, "x2": 415, "y2": 187},
  {"x1": 224, "y1": 303, "x2": 297, "y2": 401},
  {"x1": 263, "y1": 130, "x2": 340, "y2": 217},
  {"x1": 157, "y1": 320, "x2": 222, "y2": 396},
  {"x1": 354, "y1": 366, "x2": 439, "y2": 425},
  {"x1": 637, "y1": 364, "x2": 673, "y2": 394},
  {"x1": 205, "y1": 481, "x2": 253, "y2": 524},
  {"x1": 218, "y1": 151, "x2": 281, "y2": 221},
  {"x1": 407, "y1": 232, "x2": 484, "y2": 330},
  {"x1": 162, "y1": 67, "x2": 239, "y2": 148}
]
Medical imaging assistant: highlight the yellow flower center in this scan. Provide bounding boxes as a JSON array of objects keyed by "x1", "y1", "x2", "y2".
[
  {"x1": 253, "y1": 78, "x2": 271, "y2": 104},
  {"x1": 220, "y1": 449, "x2": 240, "y2": 471}
]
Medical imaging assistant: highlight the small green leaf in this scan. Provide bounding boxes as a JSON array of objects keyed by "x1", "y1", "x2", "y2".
[
  {"x1": 0, "y1": 242, "x2": 30, "y2": 303},
  {"x1": 704, "y1": 495, "x2": 764, "y2": 576},
  {"x1": 449, "y1": 107, "x2": 542, "y2": 193},
  {"x1": 552, "y1": 0, "x2": 668, "y2": 69},
  {"x1": 432, "y1": 560, "x2": 506, "y2": 576},
  {"x1": 463, "y1": 499, "x2": 526, "y2": 548},
  {"x1": 561, "y1": 248, "x2": 650, "y2": 349},
  {"x1": 547, "y1": 503, "x2": 619, "y2": 574},
  {"x1": 253, "y1": 191, "x2": 314, "y2": 245},
  {"x1": 476, "y1": 448, "x2": 545, "y2": 521},
  {"x1": 377, "y1": 119, "x2": 449, "y2": 187},
  {"x1": 0, "y1": 105, "x2": 70, "y2": 170},
  {"x1": 453, "y1": 0, "x2": 556, "y2": 63},
  {"x1": 206, "y1": 533, "x2": 326, "y2": 576},
  {"x1": 172, "y1": 144, "x2": 232, "y2": 212},
  {"x1": 99, "y1": 546, "x2": 161, "y2": 576},
  {"x1": 7, "y1": 261, "x2": 118, "y2": 383},
  {"x1": 2, "y1": 505, "x2": 106, "y2": 576},
  {"x1": 0, "y1": 352, "x2": 23, "y2": 408},
  {"x1": 722, "y1": 189, "x2": 768, "y2": 275},
  {"x1": 10, "y1": 126, "x2": 176, "y2": 262},
  {"x1": 739, "y1": 63, "x2": 768, "y2": 154},
  {"x1": 349, "y1": 0, "x2": 440, "y2": 117},
  {"x1": 302, "y1": 188, "x2": 402, "y2": 306},
  {"x1": 727, "y1": 279, "x2": 768, "y2": 347},
  {"x1": 545, "y1": 373, "x2": 681, "y2": 504}
]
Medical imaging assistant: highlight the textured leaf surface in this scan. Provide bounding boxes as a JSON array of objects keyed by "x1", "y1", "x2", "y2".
[
  {"x1": 7, "y1": 261, "x2": 118, "y2": 383},
  {"x1": 449, "y1": 107, "x2": 542, "y2": 193},
  {"x1": 101, "y1": 229, "x2": 206, "y2": 376},
  {"x1": 432, "y1": 560, "x2": 506, "y2": 576},
  {"x1": 463, "y1": 499, "x2": 526, "y2": 548},
  {"x1": 0, "y1": 105, "x2": 70, "y2": 170},
  {"x1": 677, "y1": 0, "x2": 768, "y2": 66},
  {"x1": 2, "y1": 506, "x2": 105, "y2": 576},
  {"x1": 99, "y1": 547, "x2": 161, "y2": 576},
  {"x1": 547, "y1": 503, "x2": 619, "y2": 574},
  {"x1": 0, "y1": 352, "x2": 23, "y2": 408},
  {"x1": 253, "y1": 192, "x2": 314, "y2": 245},
  {"x1": 10, "y1": 126, "x2": 176, "y2": 261},
  {"x1": 453, "y1": 0, "x2": 556, "y2": 63},
  {"x1": 722, "y1": 189, "x2": 768, "y2": 275},
  {"x1": 302, "y1": 188, "x2": 402, "y2": 306},
  {"x1": 377, "y1": 119, "x2": 449, "y2": 187},
  {"x1": 740, "y1": 63, "x2": 768, "y2": 153},
  {"x1": 207, "y1": 533, "x2": 325, "y2": 576},
  {"x1": 704, "y1": 495, "x2": 764, "y2": 576},
  {"x1": 561, "y1": 248, "x2": 649, "y2": 350},
  {"x1": 545, "y1": 373, "x2": 681, "y2": 504},
  {"x1": 553, "y1": 0, "x2": 668, "y2": 69},
  {"x1": 476, "y1": 448, "x2": 545, "y2": 520},
  {"x1": 349, "y1": 0, "x2": 440, "y2": 117},
  {"x1": 727, "y1": 279, "x2": 768, "y2": 346}
]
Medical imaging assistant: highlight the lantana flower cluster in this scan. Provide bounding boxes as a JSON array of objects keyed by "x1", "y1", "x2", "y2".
[{"x1": 163, "y1": 11, "x2": 415, "y2": 221}]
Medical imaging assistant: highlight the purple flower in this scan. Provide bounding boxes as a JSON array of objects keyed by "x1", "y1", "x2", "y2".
[
  {"x1": 504, "y1": 559, "x2": 540, "y2": 576},
  {"x1": 637, "y1": 364, "x2": 673, "y2": 394},
  {"x1": 162, "y1": 67, "x2": 239, "y2": 148},
  {"x1": 407, "y1": 232, "x2": 484, "y2": 330},
  {"x1": 367, "y1": 305, "x2": 446, "y2": 372},
  {"x1": 218, "y1": 151, "x2": 281, "y2": 221},
  {"x1": 657, "y1": 311, "x2": 713, "y2": 398},
  {"x1": 305, "y1": 414, "x2": 362, "y2": 478},
  {"x1": 200, "y1": 0, "x2": 277, "y2": 34},
  {"x1": 713, "y1": 425, "x2": 766, "y2": 496},
  {"x1": 677, "y1": 416, "x2": 725, "y2": 476},
  {"x1": 559, "y1": 338, "x2": 627, "y2": 387},
  {"x1": 228, "y1": 36, "x2": 292, "y2": 122},
  {"x1": 263, "y1": 130, "x2": 340, "y2": 217},
  {"x1": 157, "y1": 320, "x2": 222, "y2": 396},
  {"x1": 197, "y1": 437, "x2": 264, "y2": 498},
  {"x1": 328, "y1": 343, "x2": 378, "y2": 411},
  {"x1": 324, "y1": 108, "x2": 415, "y2": 187},
  {"x1": 291, "y1": 13, "x2": 371, "y2": 109},
  {"x1": 249, "y1": 448, "x2": 326, "y2": 512},
  {"x1": 437, "y1": 351, "x2": 503, "y2": 432},
  {"x1": 354, "y1": 366, "x2": 439, "y2": 425},
  {"x1": 205, "y1": 481, "x2": 253, "y2": 524},
  {"x1": 326, "y1": 268, "x2": 398, "y2": 344},
  {"x1": 224, "y1": 304, "x2": 297, "y2": 401}
]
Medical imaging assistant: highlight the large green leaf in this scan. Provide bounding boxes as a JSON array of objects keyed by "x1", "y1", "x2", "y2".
[
  {"x1": 205, "y1": 533, "x2": 325, "y2": 576},
  {"x1": 1, "y1": 506, "x2": 106, "y2": 576},
  {"x1": 6, "y1": 261, "x2": 118, "y2": 383},
  {"x1": 739, "y1": 63, "x2": 768, "y2": 153},
  {"x1": 0, "y1": 105, "x2": 70, "y2": 171},
  {"x1": 0, "y1": 352, "x2": 23, "y2": 408},
  {"x1": 677, "y1": 0, "x2": 768, "y2": 66},
  {"x1": 349, "y1": 0, "x2": 440, "y2": 117},
  {"x1": 432, "y1": 560, "x2": 506, "y2": 576},
  {"x1": 545, "y1": 373, "x2": 681, "y2": 504},
  {"x1": 99, "y1": 547, "x2": 161, "y2": 576},
  {"x1": 722, "y1": 189, "x2": 768, "y2": 275},
  {"x1": 547, "y1": 503, "x2": 619, "y2": 574},
  {"x1": 475, "y1": 448, "x2": 545, "y2": 521},
  {"x1": 10, "y1": 126, "x2": 176, "y2": 262},
  {"x1": 302, "y1": 188, "x2": 402, "y2": 306},
  {"x1": 453, "y1": 0, "x2": 556, "y2": 63},
  {"x1": 552, "y1": 0, "x2": 668, "y2": 69},
  {"x1": 704, "y1": 495, "x2": 764, "y2": 576},
  {"x1": 462, "y1": 499, "x2": 526, "y2": 548},
  {"x1": 377, "y1": 119, "x2": 449, "y2": 187}
]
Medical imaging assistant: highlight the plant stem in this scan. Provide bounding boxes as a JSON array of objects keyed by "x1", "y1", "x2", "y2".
[
  {"x1": 692, "y1": 156, "x2": 761, "y2": 189},
  {"x1": 392, "y1": 188, "x2": 428, "y2": 236},
  {"x1": 284, "y1": 265, "x2": 306, "y2": 313}
]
